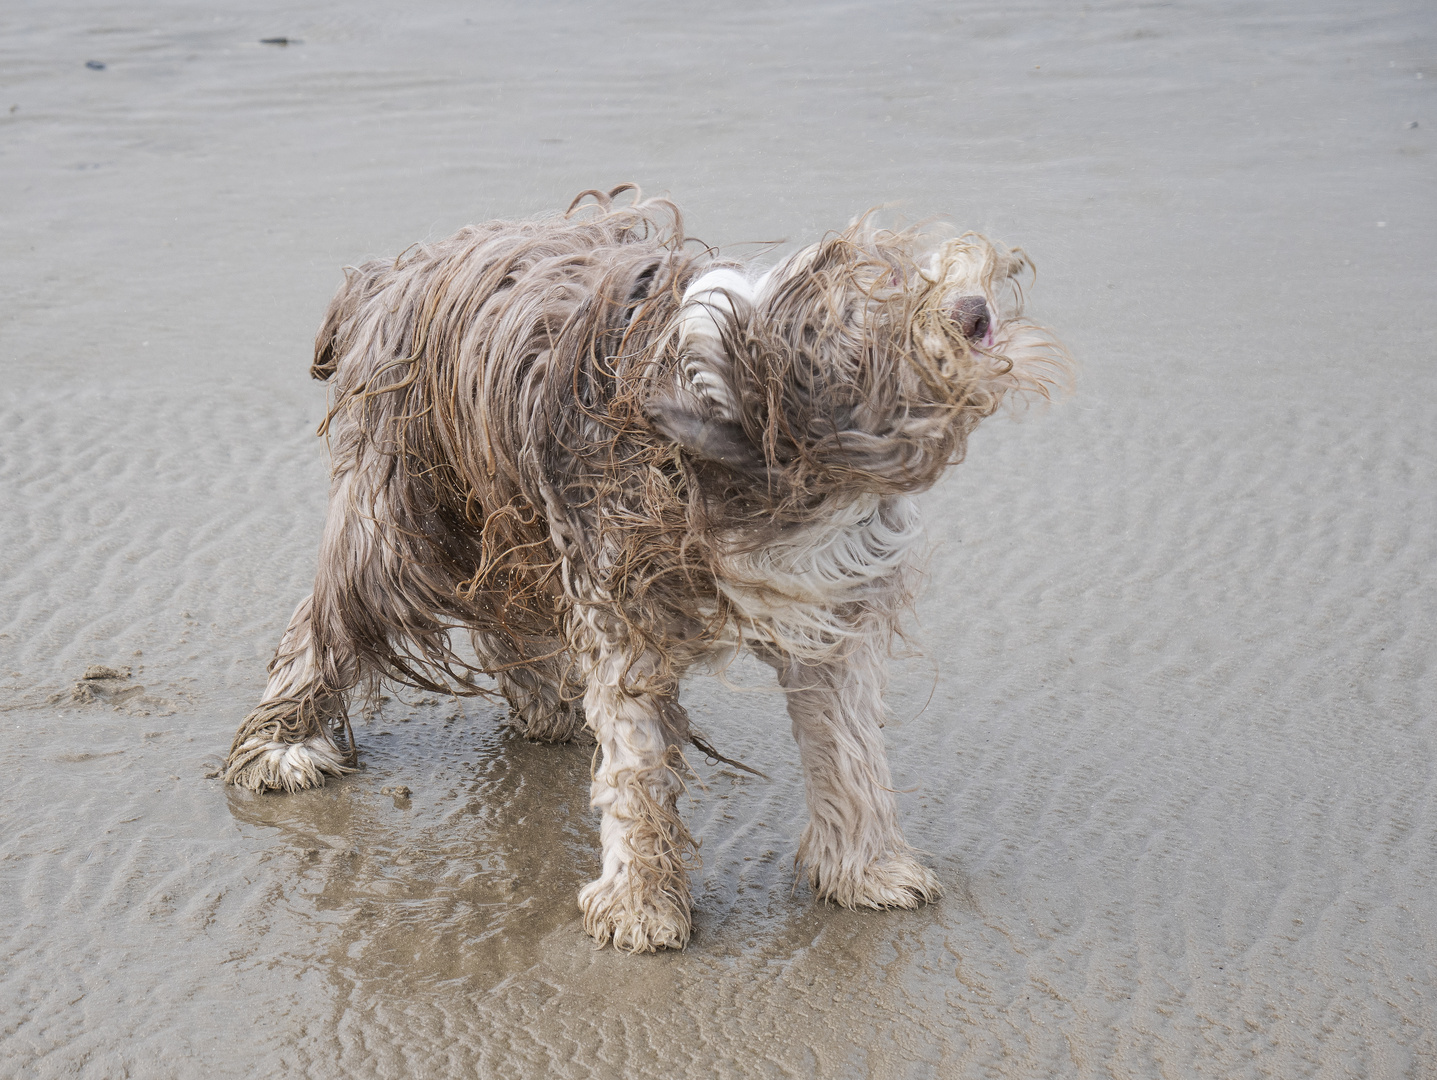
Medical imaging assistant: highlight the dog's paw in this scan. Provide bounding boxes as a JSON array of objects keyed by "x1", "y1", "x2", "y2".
[
  {"x1": 813, "y1": 851, "x2": 942, "y2": 910},
  {"x1": 223, "y1": 735, "x2": 352, "y2": 793},
  {"x1": 505, "y1": 700, "x2": 587, "y2": 743},
  {"x1": 495, "y1": 670, "x2": 587, "y2": 743},
  {"x1": 578, "y1": 870, "x2": 692, "y2": 952}
]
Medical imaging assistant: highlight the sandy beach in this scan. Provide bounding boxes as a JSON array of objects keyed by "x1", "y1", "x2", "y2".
[{"x1": 2, "y1": 1, "x2": 1434, "y2": 1075}]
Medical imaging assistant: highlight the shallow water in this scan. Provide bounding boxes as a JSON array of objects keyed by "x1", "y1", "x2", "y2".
[{"x1": 3, "y1": 1, "x2": 1435, "y2": 1076}]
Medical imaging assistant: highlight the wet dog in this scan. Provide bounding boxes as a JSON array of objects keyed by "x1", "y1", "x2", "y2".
[{"x1": 224, "y1": 186, "x2": 1066, "y2": 951}]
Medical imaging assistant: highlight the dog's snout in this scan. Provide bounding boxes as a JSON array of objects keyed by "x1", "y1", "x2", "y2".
[{"x1": 952, "y1": 296, "x2": 991, "y2": 342}]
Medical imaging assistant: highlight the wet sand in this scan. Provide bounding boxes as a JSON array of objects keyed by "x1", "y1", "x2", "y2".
[{"x1": 3, "y1": 1, "x2": 1435, "y2": 1076}]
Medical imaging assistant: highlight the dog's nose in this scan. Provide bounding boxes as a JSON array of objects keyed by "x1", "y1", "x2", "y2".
[{"x1": 952, "y1": 296, "x2": 991, "y2": 342}]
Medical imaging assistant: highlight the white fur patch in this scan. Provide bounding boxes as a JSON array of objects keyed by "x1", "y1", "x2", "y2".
[
  {"x1": 717, "y1": 494, "x2": 923, "y2": 657},
  {"x1": 228, "y1": 734, "x2": 351, "y2": 793}
]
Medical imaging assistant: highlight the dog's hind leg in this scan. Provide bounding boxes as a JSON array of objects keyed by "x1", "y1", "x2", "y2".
[
  {"x1": 224, "y1": 467, "x2": 392, "y2": 793},
  {"x1": 768, "y1": 639, "x2": 942, "y2": 910},
  {"x1": 472, "y1": 631, "x2": 586, "y2": 742},
  {"x1": 223, "y1": 593, "x2": 356, "y2": 792},
  {"x1": 569, "y1": 605, "x2": 696, "y2": 951}
]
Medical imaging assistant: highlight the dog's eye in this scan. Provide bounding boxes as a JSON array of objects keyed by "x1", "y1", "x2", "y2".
[{"x1": 951, "y1": 296, "x2": 991, "y2": 342}]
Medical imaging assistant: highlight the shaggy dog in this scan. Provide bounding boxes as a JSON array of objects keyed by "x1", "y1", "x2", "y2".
[{"x1": 224, "y1": 186, "x2": 1066, "y2": 952}]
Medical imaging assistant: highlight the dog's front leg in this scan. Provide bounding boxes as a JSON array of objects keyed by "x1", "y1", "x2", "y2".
[
  {"x1": 571, "y1": 607, "x2": 695, "y2": 951},
  {"x1": 770, "y1": 641, "x2": 941, "y2": 909}
]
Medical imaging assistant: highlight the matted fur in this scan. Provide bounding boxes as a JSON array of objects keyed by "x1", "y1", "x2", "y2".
[{"x1": 224, "y1": 186, "x2": 1067, "y2": 951}]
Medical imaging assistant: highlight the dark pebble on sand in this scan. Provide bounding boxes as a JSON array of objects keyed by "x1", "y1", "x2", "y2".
[
  {"x1": 85, "y1": 60, "x2": 106, "y2": 70},
  {"x1": 260, "y1": 37, "x2": 295, "y2": 46}
]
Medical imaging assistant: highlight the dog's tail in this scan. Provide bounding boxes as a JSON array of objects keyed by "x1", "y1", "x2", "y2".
[
  {"x1": 311, "y1": 262, "x2": 383, "y2": 381},
  {"x1": 310, "y1": 285, "x2": 347, "y2": 382}
]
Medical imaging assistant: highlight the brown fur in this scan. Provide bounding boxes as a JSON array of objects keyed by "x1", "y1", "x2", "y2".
[{"x1": 224, "y1": 185, "x2": 1067, "y2": 949}]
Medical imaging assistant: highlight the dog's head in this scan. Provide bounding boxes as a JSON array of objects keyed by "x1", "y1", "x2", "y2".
[{"x1": 646, "y1": 220, "x2": 1067, "y2": 503}]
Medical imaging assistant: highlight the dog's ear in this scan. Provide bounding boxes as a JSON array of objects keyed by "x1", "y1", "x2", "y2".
[
  {"x1": 644, "y1": 396, "x2": 770, "y2": 478},
  {"x1": 672, "y1": 268, "x2": 755, "y2": 422},
  {"x1": 644, "y1": 267, "x2": 773, "y2": 478}
]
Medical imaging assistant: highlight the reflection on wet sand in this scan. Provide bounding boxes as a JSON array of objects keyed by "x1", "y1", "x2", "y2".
[
  {"x1": 226, "y1": 711, "x2": 599, "y2": 988},
  {"x1": 218, "y1": 696, "x2": 952, "y2": 1073}
]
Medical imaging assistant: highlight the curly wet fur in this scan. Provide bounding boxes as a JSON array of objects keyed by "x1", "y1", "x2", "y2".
[{"x1": 224, "y1": 185, "x2": 1067, "y2": 949}]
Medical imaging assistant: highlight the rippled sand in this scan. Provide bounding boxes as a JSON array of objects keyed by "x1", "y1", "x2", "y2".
[{"x1": 3, "y1": 1, "x2": 1434, "y2": 1076}]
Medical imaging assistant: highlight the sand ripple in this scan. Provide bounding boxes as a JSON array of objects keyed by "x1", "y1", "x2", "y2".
[{"x1": 2, "y1": 0, "x2": 1434, "y2": 1075}]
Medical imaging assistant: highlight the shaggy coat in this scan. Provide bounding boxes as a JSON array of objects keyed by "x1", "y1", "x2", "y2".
[{"x1": 224, "y1": 186, "x2": 1066, "y2": 951}]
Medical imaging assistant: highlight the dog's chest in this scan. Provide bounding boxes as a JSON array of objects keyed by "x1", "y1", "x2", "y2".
[{"x1": 713, "y1": 494, "x2": 922, "y2": 629}]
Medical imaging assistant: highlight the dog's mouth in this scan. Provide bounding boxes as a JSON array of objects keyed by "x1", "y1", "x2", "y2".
[{"x1": 951, "y1": 295, "x2": 992, "y2": 344}]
